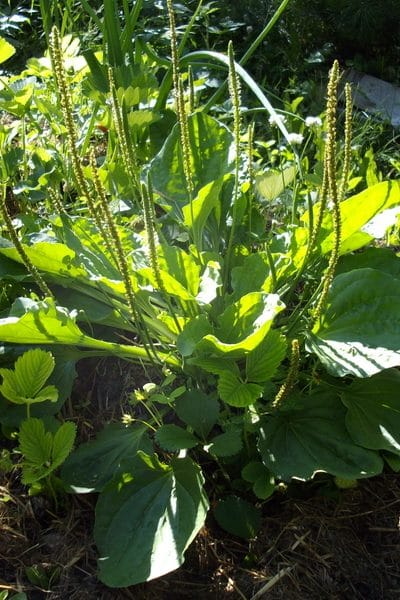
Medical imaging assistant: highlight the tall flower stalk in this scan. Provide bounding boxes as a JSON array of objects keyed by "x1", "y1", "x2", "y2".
[
  {"x1": 224, "y1": 41, "x2": 242, "y2": 291},
  {"x1": 312, "y1": 61, "x2": 345, "y2": 324}
]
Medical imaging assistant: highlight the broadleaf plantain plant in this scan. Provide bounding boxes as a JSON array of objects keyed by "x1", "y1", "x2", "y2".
[{"x1": 0, "y1": 0, "x2": 400, "y2": 588}]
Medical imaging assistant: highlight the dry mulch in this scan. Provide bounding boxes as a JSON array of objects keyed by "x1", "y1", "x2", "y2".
[{"x1": 1, "y1": 359, "x2": 400, "y2": 599}]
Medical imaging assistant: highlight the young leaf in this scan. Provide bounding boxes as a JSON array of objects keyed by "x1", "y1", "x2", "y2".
[
  {"x1": 214, "y1": 496, "x2": 261, "y2": 539},
  {"x1": 308, "y1": 268, "x2": 400, "y2": 377},
  {"x1": 0, "y1": 349, "x2": 56, "y2": 404},
  {"x1": 61, "y1": 424, "x2": 152, "y2": 493},
  {"x1": 155, "y1": 424, "x2": 199, "y2": 451},
  {"x1": 19, "y1": 418, "x2": 53, "y2": 484},
  {"x1": 341, "y1": 369, "x2": 400, "y2": 455},
  {"x1": 175, "y1": 390, "x2": 219, "y2": 439},
  {"x1": 258, "y1": 390, "x2": 383, "y2": 481},
  {"x1": 94, "y1": 453, "x2": 209, "y2": 587}
]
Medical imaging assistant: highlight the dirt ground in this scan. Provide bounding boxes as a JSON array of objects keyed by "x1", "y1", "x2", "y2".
[{"x1": 1, "y1": 359, "x2": 400, "y2": 600}]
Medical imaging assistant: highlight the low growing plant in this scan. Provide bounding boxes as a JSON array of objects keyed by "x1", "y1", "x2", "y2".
[{"x1": 0, "y1": 1, "x2": 400, "y2": 589}]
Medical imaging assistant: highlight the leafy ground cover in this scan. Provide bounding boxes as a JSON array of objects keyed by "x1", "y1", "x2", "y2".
[{"x1": 0, "y1": 0, "x2": 400, "y2": 597}]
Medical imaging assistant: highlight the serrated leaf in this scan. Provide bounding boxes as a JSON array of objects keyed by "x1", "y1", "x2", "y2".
[
  {"x1": 155, "y1": 424, "x2": 199, "y2": 451},
  {"x1": 175, "y1": 390, "x2": 219, "y2": 438},
  {"x1": 308, "y1": 268, "x2": 400, "y2": 377},
  {"x1": 19, "y1": 418, "x2": 53, "y2": 484},
  {"x1": 13, "y1": 349, "x2": 55, "y2": 399},
  {"x1": 214, "y1": 496, "x2": 261, "y2": 539},
  {"x1": 218, "y1": 372, "x2": 263, "y2": 407},
  {"x1": 61, "y1": 424, "x2": 152, "y2": 493},
  {"x1": 204, "y1": 428, "x2": 242, "y2": 457},
  {"x1": 0, "y1": 368, "x2": 20, "y2": 403},
  {"x1": 95, "y1": 454, "x2": 209, "y2": 587},
  {"x1": 187, "y1": 356, "x2": 240, "y2": 376},
  {"x1": 258, "y1": 390, "x2": 383, "y2": 481},
  {"x1": 51, "y1": 422, "x2": 77, "y2": 469},
  {"x1": 19, "y1": 418, "x2": 52, "y2": 466},
  {"x1": 341, "y1": 369, "x2": 400, "y2": 455},
  {"x1": 246, "y1": 330, "x2": 287, "y2": 383},
  {"x1": 29, "y1": 384, "x2": 58, "y2": 404}
]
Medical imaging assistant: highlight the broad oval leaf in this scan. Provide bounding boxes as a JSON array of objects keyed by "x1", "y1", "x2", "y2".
[
  {"x1": 301, "y1": 180, "x2": 400, "y2": 254},
  {"x1": 94, "y1": 453, "x2": 209, "y2": 587},
  {"x1": 149, "y1": 112, "x2": 234, "y2": 212},
  {"x1": 342, "y1": 369, "x2": 400, "y2": 455},
  {"x1": 199, "y1": 292, "x2": 285, "y2": 358},
  {"x1": 61, "y1": 423, "x2": 152, "y2": 493},
  {"x1": 258, "y1": 390, "x2": 383, "y2": 481},
  {"x1": 308, "y1": 268, "x2": 400, "y2": 377},
  {"x1": 246, "y1": 329, "x2": 287, "y2": 383}
]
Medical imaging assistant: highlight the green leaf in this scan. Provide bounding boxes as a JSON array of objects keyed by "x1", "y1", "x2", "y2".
[
  {"x1": 19, "y1": 418, "x2": 52, "y2": 467},
  {"x1": 155, "y1": 424, "x2": 199, "y2": 451},
  {"x1": 336, "y1": 247, "x2": 400, "y2": 278},
  {"x1": 258, "y1": 390, "x2": 383, "y2": 481},
  {"x1": 302, "y1": 181, "x2": 400, "y2": 254},
  {"x1": 218, "y1": 372, "x2": 263, "y2": 407},
  {"x1": 383, "y1": 452, "x2": 400, "y2": 472},
  {"x1": 204, "y1": 428, "x2": 242, "y2": 457},
  {"x1": 255, "y1": 166, "x2": 296, "y2": 201},
  {"x1": 0, "y1": 349, "x2": 77, "y2": 427},
  {"x1": 341, "y1": 369, "x2": 400, "y2": 455},
  {"x1": 149, "y1": 112, "x2": 234, "y2": 212},
  {"x1": 175, "y1": 390, "x2": 219, "y2": 438},
  {"x1": 176, "y1": 315, "x2": 213, "y2": 357},
  {"x1": 14, "y1": 349, "x2": 55, "y2": 398},
  {"x1": 187, "y1": 355, "x2": 239, "y2": 376},
  {"x1": 231, "y1": 252, "x2": 272, "y2": 300},
  {"x1": 0, "y1": 36, "x2": 16, "y2": 64},
  {"x1": 0, "y1": 298, "x2": 173, "y2": 365},
  {"x1": 242, "y1": 461, "x2": 275, "y2": 500},
  {"x1": 19, "y1": 418, "x2": 53, "y2": 484},
  {"x1": 0, "y1": 349, "x2": 57, "y2": 405},
  {"x1": 51, "y1": 422, "x2": 77, "y2": 469},
  {"x1": 196, "y1": 260, "x2": 222, "y2": 305},
  {"x1": 214, "y1": 496, "x2": 261, "y2": 539},
  {"x1": 94, "y1": 453, "x2": 209, "y2": 587},
  {"x1": 199, "y1": 292, "x2": 285, "y2": 358},
  {"x1": 182, "y1": 178, "x2": 227, "y2": 245},
  {"x1": 308, "y1": 268, "x2": 400, "y2": 377},
  {"x1": 246, "y1": 330, "x2": 287, "y2": 383},
  {"x1": 61, "y1": 424, "x2": 152, "y2": 492}
]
